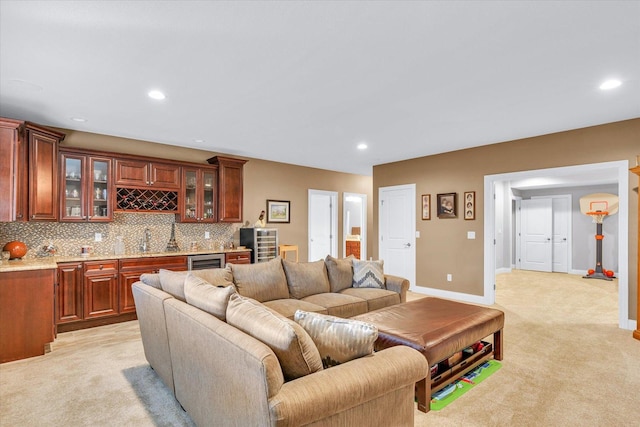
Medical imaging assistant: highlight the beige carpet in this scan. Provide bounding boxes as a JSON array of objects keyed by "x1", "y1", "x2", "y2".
[{"x1": 1, "y1": 270, "x2": 639, "y2": 426}]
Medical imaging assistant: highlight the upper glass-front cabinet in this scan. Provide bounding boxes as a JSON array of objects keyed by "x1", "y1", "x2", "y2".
[
  {"x1": 60, "y1": 152, "x2": 112, "y2": 222},
  {"x1": 179, "y1": 167, "x2": 217, "y2": 223}
]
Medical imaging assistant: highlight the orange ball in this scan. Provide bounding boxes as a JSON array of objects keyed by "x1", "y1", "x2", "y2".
[
  {"x1": 588, "y1": 269, "x2": 595, "y2": 275},
  {"x1": 606, "y1": 270, "x2": 614, "y2": 278},
  {"x1": 3, "y1": 241, "x2": 27, "y2": 259}
]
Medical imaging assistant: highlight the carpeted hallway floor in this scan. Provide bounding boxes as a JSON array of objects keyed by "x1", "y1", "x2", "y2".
[{"x1": 1, "y1": 270, "x2": 639, "y2": 426}]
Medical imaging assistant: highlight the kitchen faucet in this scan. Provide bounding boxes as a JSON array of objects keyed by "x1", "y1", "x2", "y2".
[{"x1": 140, "y1": 228, "x2": 152, "y2": 253}]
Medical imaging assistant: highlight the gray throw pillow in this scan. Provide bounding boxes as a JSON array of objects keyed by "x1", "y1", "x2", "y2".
[
  {"x1": 352, "y1": 259, "x2": 385, "y2": 289},
  {"x1": 294, "y1": 310, "x2": 378, "y2": 368},
  {"x1": 229, "y1": 257, "x2": 290, "y2": 302},
  {"x1": 324, "y1": 255, "x2": 355, "y2": 293}
]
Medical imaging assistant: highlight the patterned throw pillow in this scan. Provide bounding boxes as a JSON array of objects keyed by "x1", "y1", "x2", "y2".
[
  {"x1": 294, "y1": 310, "x2": 378, "y2": 368},
  {"x1": 226, "y1": 294, "x2": 323, "y2": 381},
  {"x1": 352, "y1": 259, "x2": 385, "y2": 289},
  {"x1": 183, "y1": 273, "x2": 236, "y2": 321}
]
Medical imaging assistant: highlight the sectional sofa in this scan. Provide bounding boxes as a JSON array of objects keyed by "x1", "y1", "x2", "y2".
[{"x1": 132, "y1": 256, "x2": 425, "y2": 426}]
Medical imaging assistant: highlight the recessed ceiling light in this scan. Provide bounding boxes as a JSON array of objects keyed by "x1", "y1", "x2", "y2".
[
  {"x1": 599, "y1": 79, "x2": 622, "y2": 90},
  {"x1": 70, "y1": 117, "x2": 87, "y2": 122},
  {"x1": 357, "y1": 143, "x2": 368, "y2": 150},
  {"x1": 194, "y1": 139, "x2": 205, "y2": 143},
  {"x1": 148, "y1": 90, "x2": 166, "y2": 100}
]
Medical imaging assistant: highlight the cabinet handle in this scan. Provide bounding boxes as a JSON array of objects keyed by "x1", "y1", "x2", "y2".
[
  {"x1": 99, "y1": 265, "x2": 103, "y2": 270},
  {"x1": 16, "y1": 213, "x2": 23, "y2": 219},
  {"x1": 77, "y1": 265, "x2": 82, "y2": 270},
  {"x1": 113, "y1": 274, "x2": 117, "y2": 279},
  {"x1": 32, "y1": 215, "x2": 36, "y2": 219},
  {"x1": 150, "y1": 181, "x2": 154, "y2": 185}
]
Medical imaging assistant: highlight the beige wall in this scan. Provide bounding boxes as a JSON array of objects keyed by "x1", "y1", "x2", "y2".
[
  {"x1": 373, "y1": 118, "x2": 639, "y2": 320},
  {"x1": 58, "y1": 128, "x2": 373, "y2": 261}
]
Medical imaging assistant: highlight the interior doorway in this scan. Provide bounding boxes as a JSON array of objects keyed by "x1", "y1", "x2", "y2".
[
  {"x1": 484, "y1": 160, "x2": 630, "y2": 330},
  {"x1": 343, "y1": 193, "x2": 367, "y2": 260},
  {"x1": 308, "y1": 189, "x2": 338, "y2": 261}
]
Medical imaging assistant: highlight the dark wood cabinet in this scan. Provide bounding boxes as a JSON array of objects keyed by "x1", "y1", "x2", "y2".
[
  {"x1": 1, "y1": 269, "x2": 56, "y2": 363},
  {"x1": 56, "y1": 262, "x2": 84, "y2": 323},
  {"x1": 207, "y1": 156, "x2": 247, "y2": 223},
  {"x1": 0, "y1": 118, "x2": 28, "y2": 222},
  {"x1": 27, "y1": 123, "x2": 65, "y2": 221},
  {"x1": 115, "y1": 158, "x2": 181, "y2": 190},
  {"x1": 178, "y1": 166, "x2": 218, "y2": 223},
  {"x1": 345, "y1": 241, "x2": 361, "y2": 259},
  {"x1": 84, "y1": 261, "x2": 119, "y2": 319},
  {"x1": 225, "y1": 251, "x2": 251, "y2": 265},
  {"x1": 59, "y1": 150, "x2": 112, "y2": 222},
  {"x1": 118, "y1": 256, "x2": 187, "y2": 313}
]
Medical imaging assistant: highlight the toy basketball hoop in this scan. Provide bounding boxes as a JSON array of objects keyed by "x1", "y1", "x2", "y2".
[{"x1": 579, "y1": 193, "x2": 618, "y2": 281}]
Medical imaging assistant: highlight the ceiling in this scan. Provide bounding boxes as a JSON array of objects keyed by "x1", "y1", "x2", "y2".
[{"x1": 1, "y1": 1, "x2": 638, "y2": 176}]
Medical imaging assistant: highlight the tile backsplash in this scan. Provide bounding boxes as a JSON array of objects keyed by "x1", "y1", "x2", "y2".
[{"x1": 0, "y1": 213, "x2": 238, "y2": 258}]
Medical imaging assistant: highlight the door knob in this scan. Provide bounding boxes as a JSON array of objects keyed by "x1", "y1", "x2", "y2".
[{"x1": 404, "y1": 243, "x2": 411, "y2": 247}]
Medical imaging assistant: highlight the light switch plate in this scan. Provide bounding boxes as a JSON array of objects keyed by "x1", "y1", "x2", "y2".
[
  {"x1": 95, "y1": 233, "x2": 102, "y2": 242},
  {"x1": 467, "y1": 231, "x2": 476, "y2": 239}
]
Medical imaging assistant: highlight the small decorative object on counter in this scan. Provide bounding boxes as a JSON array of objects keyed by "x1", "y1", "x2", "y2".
[
  {"x1": 254, "y1": 210, "x2": 266, "y2": 228},
  {"x1": 2, "y1": 241, "x2": 27, "y2": 260},
  {"x1": 166, "y1": 223, "x2": 180, "y2": 252},
  {"x1": 114, "y1": 236, "x2": 125, "y2": 255}
]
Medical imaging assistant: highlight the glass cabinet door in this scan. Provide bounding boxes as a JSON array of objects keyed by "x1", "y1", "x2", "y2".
[
  {"x1": 89, "y1": 158, "x2": 111, "y2": 221},
  {"x1": 184, "y1": 169, "x2": 198, "y2": 221},
  {"x1": 61, "y1": 155, "x2": 85, "y2": 221},
  {"x1": 202, "y1": 170, "x2": 215, "y2": 221}
]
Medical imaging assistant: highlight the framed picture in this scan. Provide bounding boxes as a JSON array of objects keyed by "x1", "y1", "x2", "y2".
[
  {"x1": 421, "y1": 194, "x2": 431, "y2": 220},
  {"x1": 266, "y1": 200, "x2": 290, "y2": 223},
  {"x1": 464, "y1": 191, "x2": 475, "y2": 220},
  {"x1": 437, "y1": 193, "x2": 457, "y2": 218}
]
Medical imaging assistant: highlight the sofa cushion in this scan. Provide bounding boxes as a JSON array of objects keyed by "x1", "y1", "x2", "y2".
[
  {"x1": 140, "y1": 273, "x2": 162, "y2": 289},
  {"x1": 191, "y1": 267, "x2": 234, "y2": 287},
  {"x1": 184, "y1": 273, "x2": 236, "y2": 321},
  {"x1": 324, "y1": 255, "x2": 354, "y2": 293},
  {"x1": 229, "y1": 257, "x2": 289, "y2": 302},
  {"x1": 282, "y1": 259, "x2": 331, "y2": 299},
  {"x1": 301, "y1": 293, "x2": 368, "y2": 318},
  {"x1": 159, "y1": 269, "x2": 188, "y2": 301},
  {"x1": 294, "y1": 310, "x2": 378, "y2": 368},
  {"x1": 226, "y1": 293, "x2": 323, "y2": 381},
  {"x1": 263, "y1": 299, "x2": 328, "y2": 319},
  {"x1": 352, "y1": 259, "x2": 385, "y2": 289},
  {"x1": 340, "y1": 288, "x2": 401, "y2": 312}
]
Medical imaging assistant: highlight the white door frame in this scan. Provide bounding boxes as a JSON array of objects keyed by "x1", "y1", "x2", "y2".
[
  {"x1": 343, "y1": 192, "x2": 367, "y2": 260},
  {"x1": 484, "y1": 160, "x2": 630, "y2": 330},
  {"x1": 308, "y1": 189, "x2": 338, "y2": 261}
]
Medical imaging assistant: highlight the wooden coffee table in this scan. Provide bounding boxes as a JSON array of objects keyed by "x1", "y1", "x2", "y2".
[{"x1": 353, "y1": 297, "x2": 504, "y2": 412}]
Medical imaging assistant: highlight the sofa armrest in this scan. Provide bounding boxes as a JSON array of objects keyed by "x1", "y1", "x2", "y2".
[
  {"x1": 269, "y1": 345, "x2": 427, "y2": 427},
  {"x1": 384, "y1": 274, "x2": 409, "y2": 302}
]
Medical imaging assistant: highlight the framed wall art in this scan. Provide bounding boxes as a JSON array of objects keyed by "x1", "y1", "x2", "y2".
[
  {"x1": 437, "y1": 193, "x2": 457, "y2": 219},
  {"x1": 266, "y1": 200, "x2": 290, "y2": 223},
  {"x1": 421, "y1": 194, "x2": 431, "y2": 220},
  {"x1": 464, "y1": 191, "x2": 475, "y2": 220}
]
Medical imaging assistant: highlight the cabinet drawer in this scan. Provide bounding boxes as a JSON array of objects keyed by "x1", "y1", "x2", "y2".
[
  {"x1": 225, "y1": 251, "x2": 251, "y2": 264},
  {"x1": 119, "y1": 256, "x2": 188, "y2": 271},
  {"x1": 84, "y1": 260, "x2": 118, "y2": 273}
]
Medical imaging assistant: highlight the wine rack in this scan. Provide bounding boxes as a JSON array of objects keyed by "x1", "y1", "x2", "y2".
[{"x1": 116, "y1": 187, "x2": 178, "y2": 212}]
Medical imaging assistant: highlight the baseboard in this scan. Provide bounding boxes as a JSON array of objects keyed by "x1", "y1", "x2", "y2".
[
  {"x1": 625, "y1": 318, "x2": 637, "y2": 332},
  {"x1": 496, "y1": 267, "x2": 511, "y2": 274},
  {"x1": 410, "y1": 285, "x2": 490, "y2": 305}
]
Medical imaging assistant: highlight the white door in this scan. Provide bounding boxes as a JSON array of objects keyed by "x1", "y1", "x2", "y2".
[
  {"x1": 308, "y1": 190, "x2": 337, "y2": 261},
  {"x1": 379, "y1": 184, "x2": 416, "y2": 288},
  {"x1": 520, "y1": 198, "x2": 552, "y2": 272},
  {"x1": 551, "y1": 196, "x2": 570, "y2": 273}
]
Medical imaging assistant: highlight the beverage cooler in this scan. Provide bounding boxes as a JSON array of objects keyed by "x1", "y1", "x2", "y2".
[{"x1": 240, "y1": 228, "x2": 279, "y2": 263}]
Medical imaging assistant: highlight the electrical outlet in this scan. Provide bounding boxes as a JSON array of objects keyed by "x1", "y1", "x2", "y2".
[
  {"x1": 94, "y1": 233, "x2": 102, "y2": 242},
  {"x1": 447, "y1": 274, "x2": 452, "y2": 282},
  {"x1": 205, "y1": 231, "x2": 210, "y2": 239}
]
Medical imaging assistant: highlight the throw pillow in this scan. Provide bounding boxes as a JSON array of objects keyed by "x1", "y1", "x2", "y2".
[
  {"x1": 139, "y1": 273, "x2": 162, "y2": 289},
  {"x1": 183, "y1": 273, "x2": 236, "y2": 321},
  {"x1": 294, "y1": 310, "x2": 378, "y2": 368},
  {"x1": 191, "y1": 266, "x2": 234, "y2": 287},
  {"x1": 159, "y1": 269, "x2": 188, "y2": 301},
  {"x1": 228, "y1": 257, "x2": 290, "y2": 302},
  {"x1": 226, "y1": 293, "x2": 323, "y2": 381},
  {"x1": 282, "y1": 259, "x2": 330, "y2": 299},
  {"x1": 324, "y1": 255, "x2": 355, "y2": 293},
  {"x1": 352, "y1": 259, "x2": 385, "y2": 289}
]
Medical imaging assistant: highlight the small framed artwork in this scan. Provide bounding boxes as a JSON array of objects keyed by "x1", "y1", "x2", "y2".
[
  {"x1": 421, "y1": 194, "x2": 431, "y2": 220},
  {"x1": 266, "y1": 200, "x2": 290, "y2": 223},
  {"x1": 464, "y1": 191, "x2": 475, "y2": 220},
  {"x1": 437, "y1": 193, "x2": 457, "y2": 219}
]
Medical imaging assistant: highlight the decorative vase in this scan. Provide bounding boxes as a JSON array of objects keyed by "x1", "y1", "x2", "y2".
[{"x1": 3, "y1": 241, "x2": 28, "y2": 259}]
